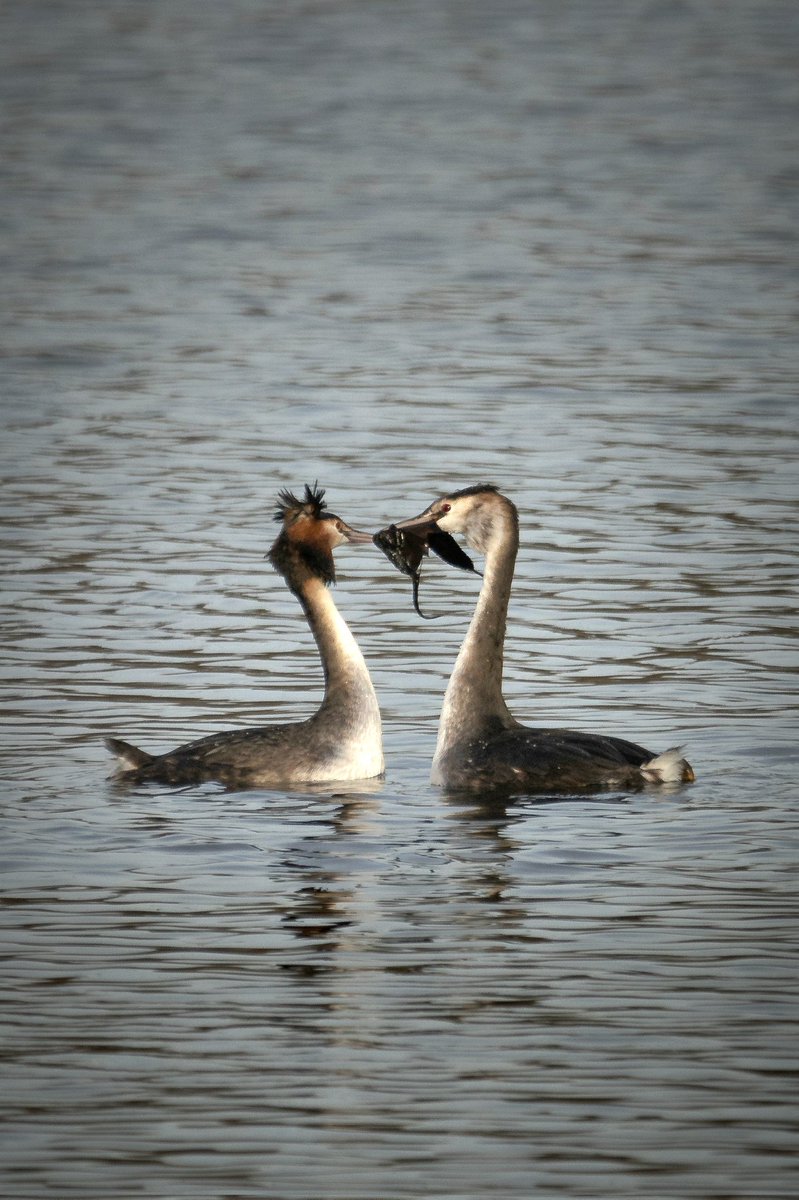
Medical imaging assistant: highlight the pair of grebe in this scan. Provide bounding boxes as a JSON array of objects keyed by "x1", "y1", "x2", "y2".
[{"x1": 107, "y1": 483, "x2": 693, "y2": 793}]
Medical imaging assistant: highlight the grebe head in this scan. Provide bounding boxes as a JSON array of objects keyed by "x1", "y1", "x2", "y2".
[
  {"x1": 395, "y1": 483, "x2": 517, "y2": 555},
  {"x1": 268, "y1": 483, "x2": 372, "y2": 587}
]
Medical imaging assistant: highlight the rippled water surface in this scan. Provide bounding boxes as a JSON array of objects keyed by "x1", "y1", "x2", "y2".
[{"x1": 2, "y1": 2, "x2": 798, "y2": 1197}]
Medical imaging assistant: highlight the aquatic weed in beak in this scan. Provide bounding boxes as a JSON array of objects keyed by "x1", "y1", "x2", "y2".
[{"x1": 373, "y1": 524, "x2": 478, "y2": 619}]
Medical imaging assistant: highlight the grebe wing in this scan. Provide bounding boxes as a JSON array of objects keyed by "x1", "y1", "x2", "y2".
[
  {"x1": 113, "y1": 723, "x2": 313, "y2": 786},
  {"x1": 445, "y1": 727, "x2": 653, "y2": 794}
]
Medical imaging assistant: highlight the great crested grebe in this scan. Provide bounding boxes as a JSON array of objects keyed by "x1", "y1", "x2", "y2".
[
  {"x1": 106, "y1": 484, "x2": 383, "y2": 788},
  {"x1": 382, "y1": 484, "x2": 694, "y2": 794}
]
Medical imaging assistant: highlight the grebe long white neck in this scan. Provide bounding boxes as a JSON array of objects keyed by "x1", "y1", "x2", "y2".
[
  {"x1": 300, "y1": 575, "x2": 381, "y2": 733},
  {"x1": 433, "y1": 496, "x2": 518, "y2": 772}
]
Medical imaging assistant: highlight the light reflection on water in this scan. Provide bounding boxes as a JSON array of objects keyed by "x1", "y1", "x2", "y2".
[{"x1": 2, "y1": 1, "x2": 798, "y2": 1197}]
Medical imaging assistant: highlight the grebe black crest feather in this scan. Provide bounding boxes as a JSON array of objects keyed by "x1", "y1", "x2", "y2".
[
  {"x1": 447, "y1": 482, "x2": 498, "y2": 500},
  {"x1": 275, "y1": 481, "x2": 327, "y2": 524}
]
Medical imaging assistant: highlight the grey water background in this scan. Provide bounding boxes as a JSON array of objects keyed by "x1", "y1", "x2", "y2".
[{"x1": 2, "y1": 1, "x2": 798, "y2": 1197}]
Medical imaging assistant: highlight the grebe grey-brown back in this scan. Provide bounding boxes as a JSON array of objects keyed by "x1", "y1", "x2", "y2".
[
  {"x1": 106, "y1": 484, "x2": 383, "y2": 788},
  {"x1": 382, "y1": 484, "x2": 694, "y2": 795}
]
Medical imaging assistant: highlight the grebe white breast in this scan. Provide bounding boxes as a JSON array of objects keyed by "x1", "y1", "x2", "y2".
[
  {"x1": 106, "y1": 484, "x2": 383, "y2": 788},
  {"x1": 385, "y1": 484, "x2": 694, "y2": 795}
]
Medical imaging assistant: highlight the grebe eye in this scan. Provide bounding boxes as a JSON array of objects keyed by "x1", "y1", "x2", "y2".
[{"x1": 440, "y1": 503, "x2": 451, "y2": 513}]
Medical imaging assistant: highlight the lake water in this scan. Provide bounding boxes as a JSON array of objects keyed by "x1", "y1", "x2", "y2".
[{"x1": 2, "y1": 1, "x2": 798, "y2": 1196}]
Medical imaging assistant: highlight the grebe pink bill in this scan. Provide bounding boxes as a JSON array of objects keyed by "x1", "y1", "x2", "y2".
[
  {"x1": 377, "y1": 483, "x2": 694, "y2": 796},
  {"x1": 106, "y1": 484, "x2": 383, "y2": 789}
]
